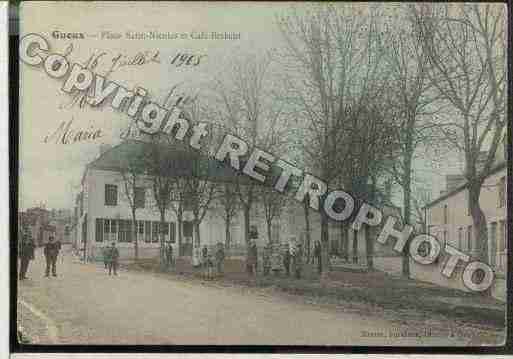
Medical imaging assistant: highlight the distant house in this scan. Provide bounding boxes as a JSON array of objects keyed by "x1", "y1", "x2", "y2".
[
  {"x1": 20, "y1": 207, "x2": 51, "y2": 246},
  {"x1": 19, "y1": 206, "x2": 73, "y2": 246},
  {"x1": 421, "y1": 139, "x2": 507, "y2": 301}
]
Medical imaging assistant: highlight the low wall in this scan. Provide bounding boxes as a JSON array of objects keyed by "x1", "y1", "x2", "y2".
[{"x1": 374, "y1": 256, "x2": 506, "y2": 302}]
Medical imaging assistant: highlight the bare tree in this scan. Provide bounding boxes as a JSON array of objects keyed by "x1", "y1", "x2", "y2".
[
  {"x1": 413, "y1": 3, "x2": 506, "y2": 264},
  {"x1": 145, "y1": 135, "x2": 186, "y2": 266},
  {"x1": 119, "y1": 148, "x2": 147, "y2": 260},
  {"x1": 278, "y1": 4, "x2": 399, "y2": 272},
  {"x1": 260, "y1": 188, "x2": 287, "y2": 245},
  {"x1": 210, "y1": 52, "x2": 288, "y2": 263},
  {"x1": 215, "y1": 184, "x2": 239, "y2": 250},
  {"x1": 411, "y1": 186, "x2": 432, "y2": 233},
  {"x1": 180, "y1": 101, "x2": 219, "y2": 250},
  {"x1": 168, "y1": 178, "x2": 187, "y2": 256},
  {"x1": 382, "y1": 6, "x2": 445, "y2": 277}
]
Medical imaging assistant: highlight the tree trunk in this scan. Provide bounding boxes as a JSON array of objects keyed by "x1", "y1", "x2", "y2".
[
  {"x1": 320, "y1": 212, "x2": 330, "y2": 273},
  {"x1": 243, "y1": 204, "x2": 251, "y2": 272},
  {"x1": 243, "y1": 204, "x2": 250, "y2": 242},
  {"x1": 194, "y1": 220, "x2": 201, "y2": 249},
  {"x1": 224, "y1": 217, "x2": 231, "y2": 250},
  {"x1": 266, "y1": 219, "x2": 272, "y2": 244},
  {"x1": 469, "y1": 182, "x2": 491, "y2": 296},
  {"x1": 340, "y1": 221, "x2": 348, "y2": 261},
  {"x1": 352, "y1": 229, "x2": 358, "y2": 263},
  {"x1": 131, "y1": 209, "x2": 138, "y2": 260},
  {"x1": 402, "y1": 124, "x2": 414, "y2": 278},
  {"x1": 177, "y1": 209, "x2": 183, "y2": 256},
  {"x1": 304, "y1": 200, "x2": 311, "y2": 263},
  {"x1": 469, "y1": 184, "x2": 488, "y2": 263},
  {"x1": 402, "y1": 153, "x2": 412, "y2": 278},
  {"x1": 364, "y1": 226, "x2": 373, "y2": 269},
  {"x1": 159, "y1": 211, "x2": 166, "y2": 266}
]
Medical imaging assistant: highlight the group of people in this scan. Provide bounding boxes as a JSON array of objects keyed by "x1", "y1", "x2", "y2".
[
  {"x1": 255, "y1": 240, "x2": 325, "y2": 279},
  {"x1": 200, "y1": 243, "x2": 225, "y2": 280},
  {"x1": 102, "y1": 242, "x2": 120, "y2": 275},
  {"x1": 18, "y1": 225, "x2": 62, "y2": 280}
]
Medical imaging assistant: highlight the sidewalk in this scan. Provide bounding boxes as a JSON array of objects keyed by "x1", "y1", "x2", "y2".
[{"x1": 121, "y1": 256, "x2": 506, "y2": 329}]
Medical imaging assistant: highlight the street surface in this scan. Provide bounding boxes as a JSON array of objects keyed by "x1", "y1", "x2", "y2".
[{"x1": 17, "y1": 247, "x2": 487, "y2": 345}]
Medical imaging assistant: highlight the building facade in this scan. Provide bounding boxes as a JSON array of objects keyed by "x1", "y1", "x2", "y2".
[
  {"x1": 421, "y1": 162, "x2": 507, "y2": 301},
  {"x1": 74, "y1": 140, "x2": 292, "y2": 262},
  {"x1": 19, "y1": 207, "x2": 72, "y2": 246}
]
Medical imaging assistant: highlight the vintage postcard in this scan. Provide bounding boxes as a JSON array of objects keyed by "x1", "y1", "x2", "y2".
[{"x1": 15, "y1": 1, "x2": 508, "y2": 348}]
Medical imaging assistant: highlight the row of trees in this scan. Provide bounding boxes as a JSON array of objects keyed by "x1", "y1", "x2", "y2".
[
  {"x1": 117, "y1": 122, "x2": 288, "y2": 266},
  {"x1": 114, "y1": 3, "x2": 505, "y2": 275},
  {"x1": 273, "y1": 3, "x2": 505, "y2": 275}
]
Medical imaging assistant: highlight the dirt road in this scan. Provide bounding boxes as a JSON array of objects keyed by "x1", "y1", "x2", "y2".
[{"x1": 16, "y1": 248, "x2": 485, "y2": 345}]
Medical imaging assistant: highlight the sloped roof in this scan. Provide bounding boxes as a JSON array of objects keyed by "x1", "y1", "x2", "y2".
[
  {"x1": 424, "y1": 161, "x2": 507, "y2": 209},
  {"x1": 87, "y1": 139, "x2": 269, "y2": 186}
]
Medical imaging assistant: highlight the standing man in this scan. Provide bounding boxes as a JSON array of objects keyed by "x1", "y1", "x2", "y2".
[
  {"x1": 108, "y1": 242, "x2": 119, "y2": 276},
  {"x1": 282, "y1": 243, "x2": 291, "y2": 276},
  {"x1": 215, "y1": 243, "x2": 225, "y2": 276},
  {"x1": 102, "y1": 246, "x2": 109, "y2": 270},
  {"x1": 18, "y1": 228, "x2": 35, "y2": 280},
  {"x1": 166, "y1": 243, "x2": 174, "y2": 268},
  {"x1": 250, "y1": 241, "x2": 258, "y2": 275},
  {"x1": 293, "y1": 243, "x2": 303, "y2": 279},
  {"x1": 44, "y1": 236, "x2": 60, "y2": 277},
  {"x1": 263, "y1": 242, "x2": 271, "y2": 276},
  {"x1": 202, "y1": 245, "x2": 208, "y2": 269},
  {"x1": 314, "y1": 240, "x2": 322, "y2": 274}
]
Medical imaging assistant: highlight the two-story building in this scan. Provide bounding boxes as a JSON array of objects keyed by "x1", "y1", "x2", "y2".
[
  {"x1": 73, "y1": 139, "x2": 401, "y2": 266},
  {"x1": 73, "y1": 139, "x2": 280, "y2": 262},
  {"x1": 420, "y1": 143, "x2": 507, "y2": 301}
]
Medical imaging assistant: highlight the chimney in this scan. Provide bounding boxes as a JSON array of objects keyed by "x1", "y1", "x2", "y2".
[{"x1": 99, "y1": 143, "x2": 112, "y2": 157}]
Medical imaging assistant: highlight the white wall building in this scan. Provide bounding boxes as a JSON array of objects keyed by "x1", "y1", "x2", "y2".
[{"x1": 74, "y1": 140, "x2": 294, "y2": 262}]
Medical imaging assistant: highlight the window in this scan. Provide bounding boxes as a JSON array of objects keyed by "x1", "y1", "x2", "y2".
[
  {"x1": 183, "y1": 221, "x2": 193, "y2": 240},
  {"x1": 183, "y1": 192, "x2": 194, "y2": 211},
  {"x1": 110, "y1": 219, "x2": 117, "y2": 234},
  {"x1": 169, "y1": 222, "x2": 176, "y2": 243},
  {"x1": 466, "y1": 192, "x2": 470, "y2": 215},
  {"x1": 104, "y1": 219, "x2": 110, "y2": 235},
  {"x1": 162, "y1": 222, "x2": 169, "y2": 236},
  {"x1": 443, "y1": 204, "x2": 448, "y2": 224},
  {"x1": 152, "y1": 221, "x2": 160, "y2": 243},
  {"x1": 118, "y1": 220, "x2": 133, "y2": 243},
  {"x1": 126, "y1": 220, "x2": 132, "y2": 242},
  {"x1": 442, "y1": 230, "x2": 447, "y2": 248},
  {"x1": 498, "y1": 177, "x2": 506, "y2": 208},
  {"x1": 138, "y1": 221, "x2": 144, "y2": 236},
  {"x1": 134, "y1": 187, "x2": 145, "y2": 208},
  {"x1": 458, "y1": 227, "x2": 463, "y2": 250},
  {"x1": 95, "y1": 218, "x2": 103, "y2": 242},
  {"x1": 105, "y1": 184, "x2": 118, "y2": 206},
  {"x1": 144, "y1": 220, "x2": 151, "y2": 243},
  {"x1": 118, "y1": 220, "x2": 126, "y2": 242},
  {"x1": 467, "y1": 225, "x2": 473, "y2": 253}
]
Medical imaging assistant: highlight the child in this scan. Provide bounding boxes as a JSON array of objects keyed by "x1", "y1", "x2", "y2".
[{"x1": 207, "y1": 253, "x2": 214, "y2": 280}]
